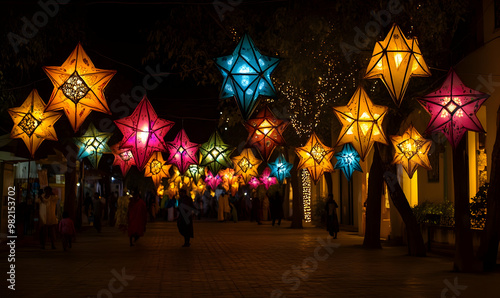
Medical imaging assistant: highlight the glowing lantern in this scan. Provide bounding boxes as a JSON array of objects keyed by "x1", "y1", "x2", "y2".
[
  {"x1": 220, "y1": 168, "x2": 240, "y2": 196},
  {"x1": 365, "y1": 24, "x2": 431, "y2": 106},
  {"x1": 295, "y1": 132, "x2": 334, "y2": 184},
  {"x1": 215, "y1": 34, "x2": 280, "y2": 120},
  {"x1": 390, "y1": 124, "x2": 432, "y2": 178},
  {"x1": 43, "y1": 43, "x2": 116, "y2": 132},
  {"x1": 110, "y1": 143, "x2": 136, "y2": 176},
  {"x1": 268, "y1": 153, "x2": 293, "y2": 184},
  {"x1": 166, "y1": 129, "x2": 199, "y2": 174},
  {"x1": 205, "y1": 170, "x2": 222, "y2": 190},
  {"x1": 417, "y1": 69, "x2": 489, "y2": 149},
  {"x1": 8, "y1": 89, "x2": 62, "y2": 158},
  {"x1": 157, "y1": 184, "x2": 165, "y2": 197},
  {"x1": 232, "y1": 148, "x2": 262, "y2": 184},
  {"x1": 334, "y1": 143, "x2": 362, "y2": 181},
  {"x1": 244, "y1": 106, "x2": 288, "y2": 160},
  {"x1": 74, "y1": 123, "x2": 112, "y2": 168},
  {"x1": 199, "y1": 131, "x2": 234, "y2": 175},
  {"x1": 248, "y1": 177, "x2": 261, "y2": 189},
  {"x1": 144, "y1": 152, "x2": 171, "y2": 189},
  {"x1": 185, "y1": 164, "x2": 205, "y2": 183},
  {"x1": 115, "y1": 96, "x2": 174, "y2": 170},
  {"x1": 333, "y1": 86, "x2": 388, "y2": 161},
  {"x1": 259, "y1": 167, "x2": 277, "y2": 190}
]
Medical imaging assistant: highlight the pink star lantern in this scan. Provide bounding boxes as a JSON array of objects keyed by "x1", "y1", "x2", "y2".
[
  {"x1": 205, "y1": 170, "x2": 222, "y2": 190},
  {"x1": 114, "y1": 96, "x2": 174, "y2": 170},
  {"x1": 110, "y1": 143, "x2": 136, "y2": 176},
  {"x1": 166, "y1": 129, "x2": 199, "y2": 173},
  {"x1": 260, "y1": 167, "x2": 277, "y2": 190},
  {"x1": 417, "y1": 69, "x2": 489, "y2": 149},
  {"x1": 248, "y1": 176, "x2": 261, "y2": 189}
]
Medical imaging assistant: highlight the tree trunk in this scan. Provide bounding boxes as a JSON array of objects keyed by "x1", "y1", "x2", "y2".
[
  {"x1": 290, "y1": 155, "x2": 303, "y2": 229},
  {"x1": 479, "y1": 106, "x2": 500, "y2": 271},
  {"x1": 384, "y1": 169, "x2": 426, "y2": 256},
  {"x1": 324, "y1": 171, "x2": 333, "y2": 196},
  {"x1": 453, "y1": 136, "x2": 478, "y2": 272},
  {"x1": 363, "y1": 144, "x2": 383, "y2": 249},
  {"x1": 64, "y1": 160, "x2": 77, "y2": 222}
]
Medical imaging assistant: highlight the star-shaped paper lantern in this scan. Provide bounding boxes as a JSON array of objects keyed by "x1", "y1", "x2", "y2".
[
  {"x1": 365, "y1": 24, "x2": 431, "y2": 106},
  {"x1": 185, "y1": 164, "x2": 205, "y2": 183},
  {"x1": 244, "y1": 106, "x2": 288, "y2": 160},
  {"x1": 259, "y1": 167, "x2": 277, "y2": 190},
  {"x1": 166, "y1": 129, "x2": 198, "y2": 174},
  {"x1": 215, "y1": 34, "x2": 280, "y2": 120},
  {"x1": 199, "y1": 131, "x2": 234, "y2": 175},
  {"x1": 110, "y1": 143, "x2": 136, "y2": 176},
  {"x1": 220, "y1": 168, "x2": 240, "y2": 196},
  {"x1": 333, "y1": 86, "x2": 388, "y2": 161},
  {"x1": 115, "y1": 96, "x2": 174, "y2": 170},
  {"x1": 268, "y1": 153, "x2": 293, "y2": 184},
  {"x1": 248, "y1": 176, "x2": 261, "y2": 189},
  {"x1": 144, "y1": 152, "x2": 171, "y2": 189},
  {"x1": 417, "y1": 69, "x2": 489, "y2": 149},
  {"x1": 43, "y1": 43, "x2": 116, "y2": 132},
  {"x1": 74, "y1": 123, "x2": 112, "y2": 168},
  {"x1": 8, "y1": 89, "x2": 62, "y2": 158},
  {"x1": 334, "y1": 143, "x2": 362, "y2": 181},
  {"x1": 232, "y1": 148, "x2": 262, "y2": 184},
  {"x1": 390, "y1": 124, "x2": 432, "y2": 178},
  {"x1": 295, "y1": 132, "x2": 335, "y2": 184},
  {"x1": 204, "y1": 170, "x2": 222, "y2": 190}
]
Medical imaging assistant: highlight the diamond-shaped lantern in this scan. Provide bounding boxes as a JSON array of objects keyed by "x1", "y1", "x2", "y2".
[
  {"x1": 144, "y1": 152, "x2": 171, "y2": 188},
  {"x1": 199, "y1": 131, "x2": 234, "y2": 175},
  {"x1": 215, "y1": 34, "x2": 280, "y2": 120},
  {"x1": 166, "y1": 129, "x2": 199, "y2": 174},
  {"x1": 232, "y1": 148, "x2": 262, "y2": 184},
  {"x1": 365, "y1": 24, "x2": 431, "y2": 107},
  {"x1": 74, "y1": 123, "x2": 112, "y2": 168},
  {"x1": 333, "y1": 86, "x2": 388, "y2": 161},
  {"x1": 334, "y1": 143, "x2": 362, "y2": 181},
  {"x1": 8, "y1": 89, "x2": 62, "y2": 158},
  {"x1": 295, "y1": 132, "x2": 335, "y2": 184},
  {"x1": 185, "y1": 164, "x2": 205, "y2": 183},
  {"x1": 417, "y1": 69, "x2": 489, "y2": 149},
  {"x1": 244, "y1": 106, "x2": 288, "y2": 161},
  {"x1": 259, "y1": 167, "x2": 277, "y2": 190},
  {"x1": 43, "y1": 43, "x2": 116, "y2": 132},
  {"x1": 110, "y1": 143, "x2": 136, "y2": 176},
  {"x1": 390, "y1": 124, "x2": 432, "y2": 178},
  {"x1": 115, "y1": 96, "x2": 174, "y2": 171},
  {"x1": 204, "y1": 170, "x2": 222, "y2": 190},
  {"x1": 268, "y1": 153, "x2": 293, "y2": 184}
]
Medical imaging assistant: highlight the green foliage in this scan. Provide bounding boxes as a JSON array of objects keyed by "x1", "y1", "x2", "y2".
[
  {"x1": 412, "y1": 200, "x2": 455, "y2": 226},
  {"x1": 470, "y1": 183, "x2": 488, "y2": 230}
]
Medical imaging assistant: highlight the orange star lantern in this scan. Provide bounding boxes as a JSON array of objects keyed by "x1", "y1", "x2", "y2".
[
  {"x1": 365, "y1": 24, "x2": 431, "y2": 107},
  {"x1": 8, "y1": 89, "x2": 62, "y2": 158},
  {"x1": 220, "y1": 168, "x2": 240, "y2": 196},
  {"x1": 333, "y1": 86, "x2": 388, "y2": 161},
  {"x1": 43, "y1": 43, "x2": 116, "y2": 132},
  {"x1": 232, "y1": 148, "x2": 262, "y2": 184},
  {"x1": 144, "y1": 152, "x2": 171, "y2": 188},
  {"x1": 390, "y1": 124, "x2": 432, "y2": 178},
  {"x1": 295, "y1": 132, "x2": 334, "y2": 184}
]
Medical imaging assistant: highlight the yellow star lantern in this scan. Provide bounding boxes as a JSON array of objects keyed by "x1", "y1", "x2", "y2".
[
  {"x1": 391, "y1": 124, "x2": 432, "y2": 178},
  {"x1": 8, "y1": 89, "x2": 62, "y2": 158},
  {"x1": 220, "y1": 168, "x2": 241, "y2": 196},
  {"x1": 365, "y1": 24, "x2": 431, "y2": 107},
  {"x1": 232, "y1": 148, "x2": 262, "y2": 184},
  {"x1": 333, "y1": 86, "x2": 388, "y2": 161},
  {"x1": 144, "y1": 152, "x2": 171, "y2": 189},
  {"x1": 43, "y1": 43, "x2": 116, "y2": 132},
  {"x1": 295, "y1": 132, "x2": 334, "y2": 184}
]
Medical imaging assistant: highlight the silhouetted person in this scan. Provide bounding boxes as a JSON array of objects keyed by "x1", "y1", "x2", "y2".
[
  {"x1": 177, "y1": 189, "x2": 196, "y2": 247},
  {"x1": 36, "y1": 186, "x2": 59, "y2": 249},
  {"x1": 325, "y1": 194, "x2": 339, "y2": 238},
  {"x1": 128, "y1": 190, "x2": 147, "y2": 246}
]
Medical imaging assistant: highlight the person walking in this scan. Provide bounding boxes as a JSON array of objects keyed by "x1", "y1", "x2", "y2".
[
  {"x1": 325, "y1": 194, "x2": 339, "y2": 239},
  {"x1": 58, "y1": 211, "x2": 76, "y2": 251},
  {"x1": 36, "y1": 186, "x2": 59, "y2": 249},
  {"x1": 116, "y1": 191, "x2": 131, "y2": 231},
  {"x1": 177, "y1": 188, "x2": 196, "y2": 247},
  {"x1": 128, "y1": 190, "x2": 147, "y2": 246}
]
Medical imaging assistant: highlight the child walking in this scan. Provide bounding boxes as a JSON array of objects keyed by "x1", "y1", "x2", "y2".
[{"x1": 58, "y1": 211, "x2": 76, "y2": 251}]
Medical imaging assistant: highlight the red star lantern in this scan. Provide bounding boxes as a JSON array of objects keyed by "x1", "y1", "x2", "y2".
[
  {"x1": 43, "y1": 43, "x2": 116, "y2": 132},
  {"x1": 244, "y1": 106, "x2": 288, "y2": 161},
  {"x1": 110, "y1": 143, "x2": 136, "y2": 176},
  {"x1": 144, "y1": 152, "x2": 171, "y2": 189},
  {"x1": 166, "y1": 129, "x2": 199, "y2": 174},
  {"x1": 417, "y1": 69, "x2": 489, "y2": 149},
  {"x1": 295, "y1": 132, "x2": 335, "y2": 184},
  {"x1": 114, "y1": 96, "x2": 174, "y2": 170}
]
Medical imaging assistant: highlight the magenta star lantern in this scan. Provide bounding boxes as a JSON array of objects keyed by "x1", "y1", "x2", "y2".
[
  {"x1": 248, "y1": 176, "x2": 261, "y2": 189},
  {"x1": 166, "y1": 129, "x2": 199, "y2": 174},
  {"x1": 417, "y1": 69, "x2": 489, "y2": 149},
  {"x1": 114, "y1": 96, "x2": 174, "y2": 170},
  {"x1": 110, "y1": 143, "x2": 136, "y2": 176},
  {"x1": 260, "y1": 167, "x2": 277, "y2": 190},
  {"x1": 205, "y1": 170, "x2": 222, "y2": 190}
]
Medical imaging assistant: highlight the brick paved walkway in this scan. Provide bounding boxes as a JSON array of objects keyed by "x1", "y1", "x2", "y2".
[{"x1": 1, "y1": 220, "x2": 499, "y2": 297}]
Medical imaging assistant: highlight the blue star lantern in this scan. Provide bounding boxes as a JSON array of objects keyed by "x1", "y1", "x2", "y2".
[
  {"x1": 268, "y1": 153, "x2": 293, "y2": 184},
  {"x1": 215, "y1": 34, "x2": 280, "y2": 120},
  {"x1": 74, "y1": 123, "x2": 112, "y2": 168},
  {"x1": 334, "y1": 143, "x2": 362, "y2": 181}
]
